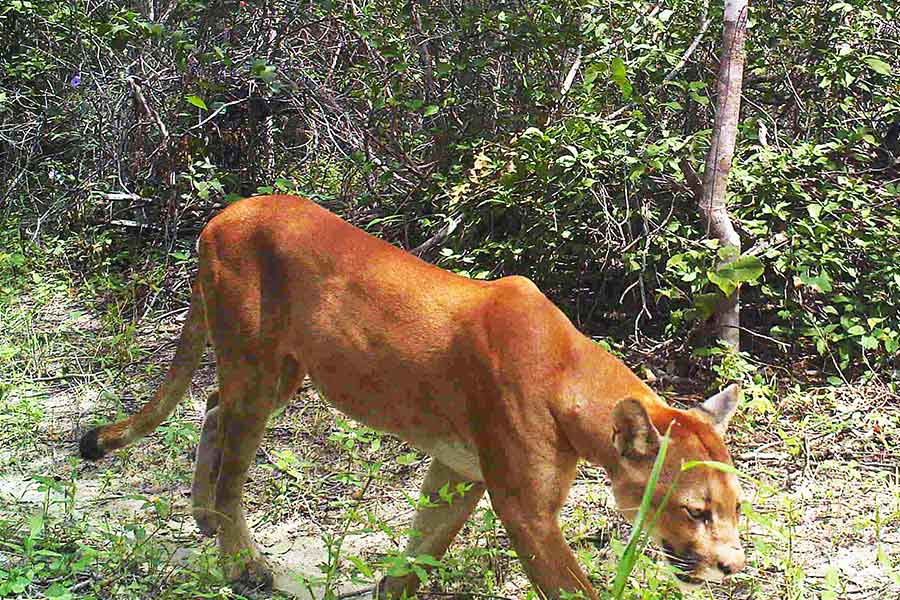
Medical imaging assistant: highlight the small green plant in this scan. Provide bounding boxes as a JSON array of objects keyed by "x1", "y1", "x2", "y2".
[
  {"x1": 695, "y1": 341, "x2": 778, "y2": 418},
  {"x1": 159, "y1": 417, "x2": 199, "y2": 457}
]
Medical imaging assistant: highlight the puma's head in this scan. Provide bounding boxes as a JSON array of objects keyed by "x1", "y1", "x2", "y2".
[{"x1": 609, "y1": 385, "x2": 745, "y2": 586}]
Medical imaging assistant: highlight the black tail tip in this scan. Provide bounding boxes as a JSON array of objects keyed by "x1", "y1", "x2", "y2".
[{"x1": 79, "y1": 428, "x2": 106, "y2": 460}]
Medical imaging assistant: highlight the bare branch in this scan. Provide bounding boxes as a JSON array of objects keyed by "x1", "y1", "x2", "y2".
[
  {"x1": 128, "y1": 77, "x2": 169, "y2": 141},
  {"x1": 664, "y1": 0, "x2": 713, "y2": 82}
]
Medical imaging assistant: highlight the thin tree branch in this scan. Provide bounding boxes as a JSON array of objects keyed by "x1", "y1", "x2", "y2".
[
  {"x1": 128, "y1": 77, "x2": 169, "y2": 140},
  {"x1": 664, "y1": 0, "x2": 713, "y2": 82}
]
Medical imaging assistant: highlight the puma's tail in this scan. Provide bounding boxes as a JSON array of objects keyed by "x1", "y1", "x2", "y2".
[{"x1": 80, "y1": 282, "x2": 208, "y2": 460}]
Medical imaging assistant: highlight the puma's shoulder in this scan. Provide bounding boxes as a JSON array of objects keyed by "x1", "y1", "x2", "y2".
[
  {"x1": 469, "y1": 275, "x2": 584, "y2": 386},
  {"x1": 481, "y1": 275, "x2": 576, "y2": 337}
]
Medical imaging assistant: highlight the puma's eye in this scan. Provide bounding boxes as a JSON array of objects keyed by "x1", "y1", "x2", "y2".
[{"x1": 685, "y1": 506, "x2": 710, "y2": 522}]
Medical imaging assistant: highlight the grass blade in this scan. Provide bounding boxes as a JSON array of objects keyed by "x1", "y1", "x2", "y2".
[{"x1": 611, "y1": 425, "x2": 672, "y2": 598}]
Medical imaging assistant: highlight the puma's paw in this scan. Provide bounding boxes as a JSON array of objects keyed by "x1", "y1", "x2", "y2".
[
  {"x1": 373, "y1": 575, "x2": 412, "y2": 599},
  {"x1": 229, "y1": 557, "x2": 274, "y2": 596},
  {"x1": 192, "y1": 508, "x2": 219, "y2": 537}
]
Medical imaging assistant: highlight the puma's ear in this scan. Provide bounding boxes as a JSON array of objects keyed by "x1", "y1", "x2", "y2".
[
  {"x1": 612, "y1": 399, "x2": 661, "y2": 460},
  {"x1": 695, "y1": 384, "x2": 741, "y2": 435}
]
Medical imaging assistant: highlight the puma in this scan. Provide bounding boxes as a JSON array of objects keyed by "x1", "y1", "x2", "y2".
[{"x1": 79, "y1": 195, "x2": 746, "y2": 598}]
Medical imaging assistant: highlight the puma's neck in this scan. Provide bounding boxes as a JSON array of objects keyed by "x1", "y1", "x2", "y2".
[{"x1": 554, "y1": 338, "x2": 668, "y2": 473}]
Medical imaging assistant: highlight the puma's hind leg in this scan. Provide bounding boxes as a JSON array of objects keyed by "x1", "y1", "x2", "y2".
[
  {"x1": 212, "y1": 355, "x2": 304, "y2": 591},
  {"x1": 212, "y1": 371, "x2": 277, "y2": 590},
  {"x1": 193, "y1": 358, "x2": 302, "y2": 541},
  {"x1": 192, "y1": 390, "x2": 221, "y2": 536}
]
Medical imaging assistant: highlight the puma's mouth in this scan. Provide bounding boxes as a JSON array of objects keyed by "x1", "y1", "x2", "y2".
[
  {"x1": 674, "y1": 572, "x2": 702, "y2": 584},
  {"x1": 662, "y1": 541, "x2": 701, "y2": 583}
]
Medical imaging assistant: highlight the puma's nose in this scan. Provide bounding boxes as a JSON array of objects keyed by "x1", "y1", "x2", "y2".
[{"x1": 718, "y1": 548, "x2": 745, "y2": 575}]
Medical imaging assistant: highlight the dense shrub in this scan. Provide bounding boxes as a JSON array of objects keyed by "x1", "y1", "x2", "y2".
[{"x1": 2, "y1": 0, "x2": 897, "y2": 373}]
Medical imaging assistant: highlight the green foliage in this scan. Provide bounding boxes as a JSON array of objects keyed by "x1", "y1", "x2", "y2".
[
  {"x1": 425, "y1": 0, "x2": 899, "y2": 374},
  {"x1": 0, "y1": 472, "x2": 226, "y2": 599},
  {"x1": 3, "y1": 0, "x2": 898, "y2": 376}
]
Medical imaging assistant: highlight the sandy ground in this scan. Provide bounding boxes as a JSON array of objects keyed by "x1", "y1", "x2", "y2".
[{"x1": 2, "y1": 304, "x2": 899, "y2": 599}]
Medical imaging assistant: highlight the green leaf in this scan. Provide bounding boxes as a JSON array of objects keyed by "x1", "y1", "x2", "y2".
[
  {"x1": 414, "y1": 554, "x2": 443, "y2": 567},
  {"x1": 610, "y1": 58, "x2": 627, "y2": 84},
  {"x1": 347, "y1": 555, "x2": 373, "y2": 578},
  {"x1": 412, "y1": 564, "x2": 428, "y2": 583},
  {"x1": 807, "y1": 204, "x2": 823, "y2": 219},
  {"x1": 860, "y1": 335, "x2": 879, "y2": 350},
  {"x1": 692, "y1": 293, "x2": 721, "y2": 320},
  {"x1": 438, "y1": 482, "x2": 454, "y2": 504},
  {"x1": 28, "y1": 511, "x2": 44, "y2": 537},
  {"x1": 422, "y1": 104, "x2": 439, "y2": 117},
  {"x1": 665, "y1": 253, "x2": 685, "y2": 270},
  {"x1": 45, "y1": 583, "x2": 73, "y2": 600},
  {"x1": 10, "y1": 576, "x2": 30, "y2": 594},
  {"x1": 385, "y1": 559, "x2": 412, "y2": 578},
  {"x1": 725, "y1": 255, "x2": 765, "y2": 282},
  {"x1": 583, "y1": 63, "x2": 604, "y2": 86},
  {"x1": 845, "y1": 325, "x2": 865, "y2": 336},
  {"x1": 707, "y1": 254, "x2": 764, "y2": 295},
  {"x1": 708, "y1": 270, "x2": 737, "y2": 296},
  {"x1": 396, "y1": 451, "x2": 418, "y2": 465},
  {"x1": 251, "y1": 60, "x2": 277, "y2": 83},
  {"x1": 798, "y1": 272, "x2": 833, "y2": 293},
  {"x1": 185, "y1": 95, "x2": 207, "y2": 110},
  {"x1": 610, "y1": 58, "x2": 631, "y2": 98},
  {"x1": 717, "y1": 245, "x2": 740, "y2": 261},
  {"x1": 822, "y1": 566, "x2": 841, "y2": 600},
  {"x1": 864, "y1": 57, "x2": 892, "y2": 76}
]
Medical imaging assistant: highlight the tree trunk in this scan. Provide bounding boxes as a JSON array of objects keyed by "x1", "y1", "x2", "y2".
[{"x1": 699, "y1": 0, "x2": 749, "y2": 350}]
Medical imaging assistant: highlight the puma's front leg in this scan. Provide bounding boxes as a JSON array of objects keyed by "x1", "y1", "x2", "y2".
[
  {"x1": 380, "y1": 460, "x2": 486, "y2": 598},
  {"x1": 479, "y1": 428, "x2": 598, "y2": 600},
  {"x1": 494, "y1": 511, "x2": 598, "y2": 600},
  {"x1": 192, "y1": 392, "x2": 221, "y2": 536}
]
